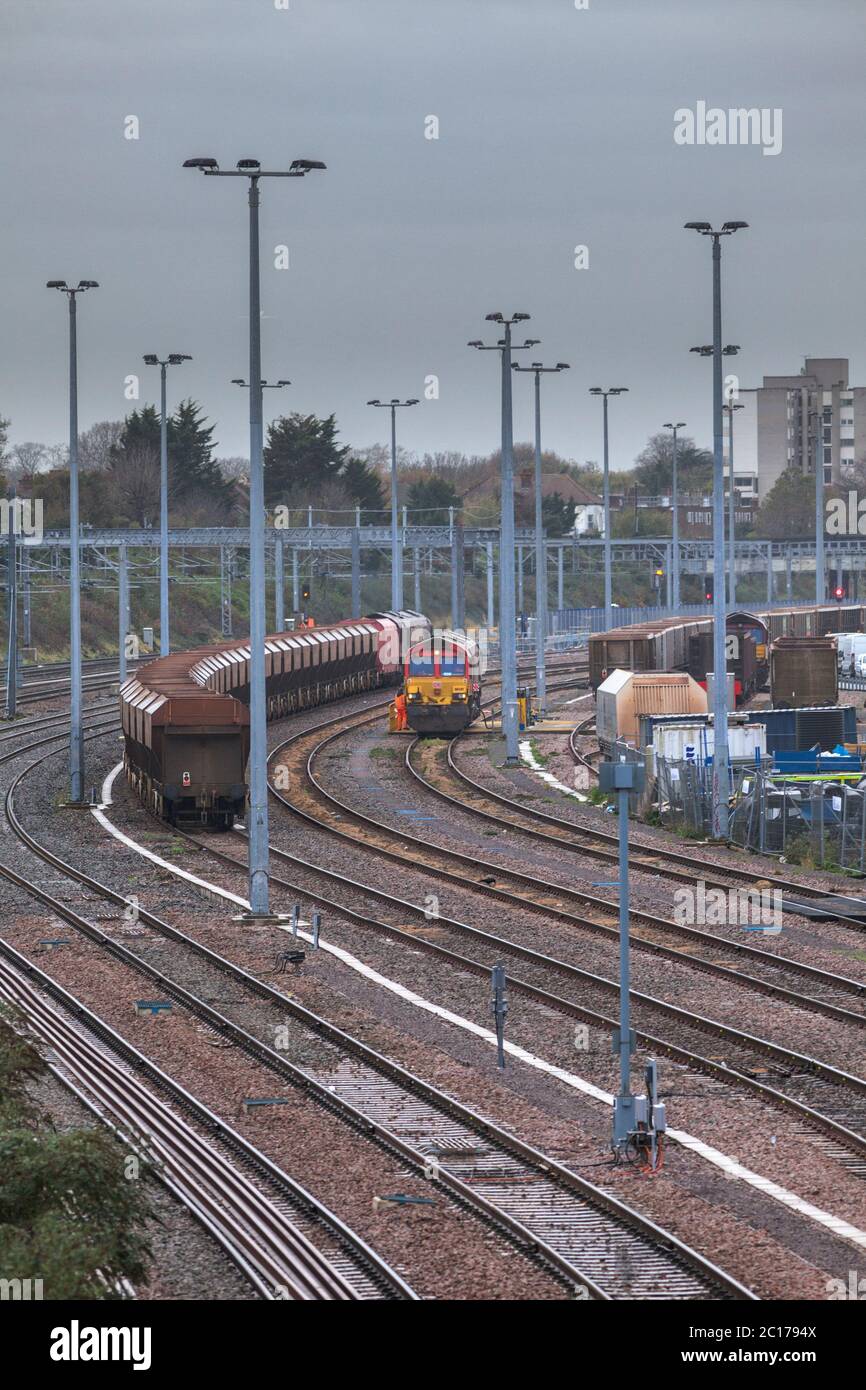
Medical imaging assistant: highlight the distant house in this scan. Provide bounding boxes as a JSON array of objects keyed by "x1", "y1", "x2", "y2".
[{"x1": 513, "y1": 468, "x2": 603, "y2": 535}]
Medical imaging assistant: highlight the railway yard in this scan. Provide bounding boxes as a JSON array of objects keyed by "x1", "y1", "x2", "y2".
[
  {"x1": 6, "y1": 3, "x2": 864, "y2": 1358},
  {"x1": 3, "y1": 640, "x2": 866, "y2": 1313}
]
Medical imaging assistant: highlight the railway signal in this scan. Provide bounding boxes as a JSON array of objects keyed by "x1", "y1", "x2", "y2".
[{"x1": 834, "y1": 585, "x2": 845, "y2": 601}]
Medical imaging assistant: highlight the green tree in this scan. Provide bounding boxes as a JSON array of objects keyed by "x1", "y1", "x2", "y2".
[
  {"x1": 633, "y1": 432, "x2": 713, "y2": 495},
  {"x1": 541, "y1": 491, "x2": 577, "y2": 537},
  {"x1": 406, "y1": 474, "x2": 462, "y2": 519},
  {"x1": 264, "y1": 412, "x2": 350, "y2": 505},
  {"x1": 752, "y1": 467, "x2": 817, "y2": 539},
  {"x1": 341, "y1": 455, "x2": 385, "y2": 518}
]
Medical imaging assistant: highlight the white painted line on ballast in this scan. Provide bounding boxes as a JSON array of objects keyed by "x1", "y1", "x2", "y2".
[{"x1": 93, "y1": 762, "x2": 866, "y2": 1255}]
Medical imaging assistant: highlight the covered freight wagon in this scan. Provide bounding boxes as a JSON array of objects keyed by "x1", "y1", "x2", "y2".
[{"x1": 770, "y1": 637, "x2": 838, "y2": 709}]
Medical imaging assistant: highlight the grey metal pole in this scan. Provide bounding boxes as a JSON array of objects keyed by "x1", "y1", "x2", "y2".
[
  {"x1": 118, "y1": 543, "x2": 129, "y2": 684},
  {"x1": 665, "y1": 541, "x2": 672, "y2": 610},
  {"x1": 451, "y1": 523, "x2": 465, "y2": 630},
  {"x1": 671, "y1": 427, "x2": 681, "y2": 612},
  {"x1": 413, "y1": 547, "x2": 421, "y2": 613},
  {"x1": 517, "y1": 544, "x2": 524, "y2": 616},
  {"x1": 767, "y1": 543, "x2": 773, "y2": 605},
  {"x1": 557, "y1": 546, "x2": 564, "y2": 610},
  {"x1": 247, "y1": 177, "x2": 270, "y2": 916},
  {"x1": 21, "y1": 543, "x2": 31, "y2": 651},
  {"x1": 602, "y1": 395, "x2": 613, "y2": 630},
  {"x1": 533, "y1": 371, "x2": 547, "y2": 714},
  {"x1": 159, "y1": 363, "x2": 169, "y2": 656},
  {"x1": 786, "y1": 550, "x2": 792, "y2": 600},
  {"x1": 292, "y1": 547, "x2": 299, "y2": 612},
  {"x1": 727, "y1": 407, "x2": 736, "y2": 610},
  {"x1": 68, "y1": 293, "x2": 84, "y2": 802},
  {"x1": 500, "y1": 324, "x2": 519, "y2": 763},
  {"x1": 486, "y1": 541, "x2": 495, "y2": 628},
  {"x1": 390, "y1": 405, "x2": 401, "y2": 610},
  {"x1": 274, "y1": 533, "x2": 284, "y2": 633},
  {"x1": 615, "y1": 783, "x2": 632, "y2": 1136},
  {"x1": 5, "y1": 489, "x2": 17, "y2": 718},
  {"x1": 710, "y1": 236, "x2": 730, "y2": 840},
  {"x1": 351, "y1": 528, "x2": 361, "y2": 618},
  {"x1": 815, "y1": 412, "x2": 825, "y2": 604}
]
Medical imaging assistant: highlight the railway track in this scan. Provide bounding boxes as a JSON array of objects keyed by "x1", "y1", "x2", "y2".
[
  {"x1": 0, "y1": 712, "x2": 753, "y2": 1300},
  {"x1": 258, "y1": 704, "x2": 866, "y2": 1162},
  {"x1": 562, "y1": 712, "x2": 866, "y2": 930},
  {"x1": 0, "y1": 944, "x2": 408, "y2": 1301}
]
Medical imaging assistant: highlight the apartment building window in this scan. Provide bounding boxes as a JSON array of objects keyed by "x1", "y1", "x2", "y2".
[{"x1": 824, "y1": 468, "x2": 833, "y2": 484}]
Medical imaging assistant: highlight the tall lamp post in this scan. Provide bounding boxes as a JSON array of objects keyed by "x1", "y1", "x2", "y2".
[
  {"x1": 47, "y1": 278, "x2": 99, "y2": 804},
  {"x1": 685, "y1": 220, "x2": 748, "y2": 840},
  {"x1": 234, "y1": 378, "x2": 291, "y2": 634},
  {"x1": 184, "y1": 154, "x2": 325, "y2": 918},
  {"x1": 723, "y1": 399, "x2": 744, "y2": 607},
  {"x1": 143, "y1": 353, "x2": 192, "y2": 657},
  {"x1": 469, "y1": 314, "x2": 539, "y2": 764},
  {"x1": 663, "y1": 422, "x2": 686, "y2": 612},
  {"x1": 512, "y1": 360, "x2": 570, "y2": 716},
  {"x1": 366, "y1": 398, "x2": 419, "y2": 611},
  {"x1": 589, "y1": 387, "x2": 628, "y2": 633},
  {"x1": 813, "y1": 407, "x2": 826, "y2": 604}
]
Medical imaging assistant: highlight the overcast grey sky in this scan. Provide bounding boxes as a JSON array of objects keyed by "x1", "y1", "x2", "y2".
[{"x1": 2, "y1": 0, "x2": 864, "y2": 470}]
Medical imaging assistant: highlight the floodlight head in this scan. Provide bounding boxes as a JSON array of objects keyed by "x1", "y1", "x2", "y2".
[
  {"x1": 143, "y1": 354, "x2": 159, "y2": 366},
  {"x1": 291, "y1": 158, "x2": 326, "y2": 171},
  {"x1": 512, "y1": 312, "x2": 530, "y2": 322},
  {"x1": 722, "y1": 220, "x2": 749, "y2": 232},
  {"x1": 367, "y1": 399, "x2": 381, "y2": 406},
  {"x1": 485, "y1": 312, "x2": 504, "y2": 323},
  {"x1": 556, "y1": 362, "x2": 570, "y2": 370},
  {"x1": 231, "y1": 378, "x2": 247, "y2": 386},
  {"x1": 276, "y1": 379, "x2": 291, "y2": 387},
  {"x1": 690, "y1": 345, "x2": 713, "y2": 356},
  {"x1": 77, "y1": 280, "x2": 99, "y2": 290},
  {"x1": 168, "y1": 353, "x2": 191, "y2": 364},
  {"x1": 610, "y1": 387, "x2": 629, "y2": 395},
  {"x1": 467, "y1": 340, "x2": 483, "y2": 348},
  {"x1": 406, "y1": 398, "x2": 420, "y2": 406},
  {"x1": 183, "y1": 157, "x2": 219, "y2": 169},
  {"x1": 589, "y1": 387, "x2": 603, "y2": 395},
  {"x1": 237, "y1": 159, "x2": 261, "y2": 170},
  {"x1": 523, "y1": 338, "x2": 540, "y2": 347},
  {"x1": 722, "y1": 344, "x2": 741, "y2": 355},
  {"x1": 46, "y1": 280, "x2": 68, "y2": 289},
  {"x1": 684, "y1": 221, "x2": 712, "y2": 232}
]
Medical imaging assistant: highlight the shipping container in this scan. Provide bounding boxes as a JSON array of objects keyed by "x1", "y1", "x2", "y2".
[
  {"x1": 770, "y1": 637, "x2": 839, "y2": 709},
  {"x1": 596, "y1": 669, "x2": 707, "y2": 750}
]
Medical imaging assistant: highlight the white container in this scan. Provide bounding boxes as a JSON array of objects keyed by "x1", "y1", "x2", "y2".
[{"x1": 653, "y1": 719, "x2": 766, "y2": 766}]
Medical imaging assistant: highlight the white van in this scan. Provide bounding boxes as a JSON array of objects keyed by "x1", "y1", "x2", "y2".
[{"x1": 839, "y1": 633, "x2": 866, "y2": 671}]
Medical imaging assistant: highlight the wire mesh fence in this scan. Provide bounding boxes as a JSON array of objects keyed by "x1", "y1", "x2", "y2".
[{"x1": 654, "y1": 753, "x2": 866, "y2": 868}]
